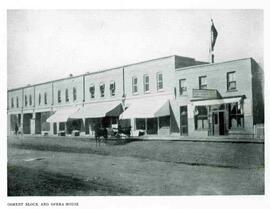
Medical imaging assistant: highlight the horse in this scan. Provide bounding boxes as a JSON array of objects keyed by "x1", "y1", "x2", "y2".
[{"x1": 94, "y1": 127, "x2": 108, "y2": 147}]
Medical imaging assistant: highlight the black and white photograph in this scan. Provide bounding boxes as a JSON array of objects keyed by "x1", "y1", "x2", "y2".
[{"x1": 1, "y1": 4, "x2": 268, "y2": 209}]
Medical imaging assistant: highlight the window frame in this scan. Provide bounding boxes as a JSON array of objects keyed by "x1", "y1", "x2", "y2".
[
  {"x1": 29, "y1": 95, "x2": 32, "y2": 106},
  {"x1": 110, "y1": 81, "x2": 116, "y2": 97},
  {"x1": 143, "y1": 74, "x2": 150, "y2": 93},
  {"x1": 65, "y1": 88, "x2": 69, "y2": 102},
  {"x1": 100, "y1": 83, "x2": 105, "y2": 98},
  {"x1": 157, "y1": 72, "x2": 163, "y2": 91},
  {"x1": 57, "y1": 90, "x2": 61, "y2": 103},
  {"x1": 11, "y1": 97, "x2": 14, "y2": 108},
  {"x1": 44, "y1": 92, "x2": 47, "y2": 105},
  {"x1": 73, "y1": 87, "x2": 77, "y2": 101},
  {"x1": 179, "y1": 79, "x2": 187, "y2": 96},
  {"x1": 132, "y1": 76, "x2": 138, "y2": 94},
  {"x1": 38, "y1": 93, "x2": 41, "y2": 105},
  {"x1": 16, "y1": 97, "x2": 19, "y2": 108},
  {"x1": 89, "y1": 84, "x2": 95, "y2": 99},
  {"x1": 199, "y1": 76, "x2": 207, "y2": 90},
  {"x1": 227, "y1": 71, "x2": 237, "y2": 91},
  {"x1": 25, "y1": 95, "x2": 28, "y2": 106}
]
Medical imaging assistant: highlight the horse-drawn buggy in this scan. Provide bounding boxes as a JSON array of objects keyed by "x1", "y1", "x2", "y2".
[{"x1": 94, "y1": 124, "x2": 132, "y2": 146}]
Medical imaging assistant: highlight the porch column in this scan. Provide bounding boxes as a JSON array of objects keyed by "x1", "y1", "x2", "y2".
[{"x1": 30, "y1": 113, "x2": 36, "y2": 135}]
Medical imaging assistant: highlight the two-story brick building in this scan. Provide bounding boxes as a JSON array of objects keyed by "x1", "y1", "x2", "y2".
[
  {"x1": 176, "y1": 58, "x2": 264, "y2": 138},
  {"x1": 7, "y1": 55, "x2": 264, "y2": 138}
]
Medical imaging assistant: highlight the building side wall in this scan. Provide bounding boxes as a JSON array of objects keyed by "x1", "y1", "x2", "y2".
[{"x1": 251, "y1": 59, "x2": 264, "y2": 125}]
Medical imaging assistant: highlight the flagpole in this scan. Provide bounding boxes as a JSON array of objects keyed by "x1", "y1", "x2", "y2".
[{"x1": 211, "y1": 19, "x2": 214, "y2": 63}]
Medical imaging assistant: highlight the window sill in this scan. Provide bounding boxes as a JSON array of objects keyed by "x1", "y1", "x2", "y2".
[
  {"x1": 132, "y1": 92, "x2": 139, "y2": 95},
  {"x1": 144, "y1": 91, "x2": 151, "y2": 94},
  {"x1": 227, "y1": 89, "x2": 238, "y2": 92},
  {"x1": 157, "y1": 89, "x2": 164, "y2": 92}
]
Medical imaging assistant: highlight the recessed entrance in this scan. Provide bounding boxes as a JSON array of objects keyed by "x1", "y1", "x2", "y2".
[{"x1": 212, "y1": 111, "x2": 225, "y2": 136}]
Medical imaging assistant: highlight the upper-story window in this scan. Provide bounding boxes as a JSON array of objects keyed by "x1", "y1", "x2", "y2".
[
  {"x1": 11, "y1": 98, "x2": 14, "y2": 108},
  {"x1": 100, "y1": 83, "x2": 105, "y2": 98},
  {"x1": 38, "y1": 93, "x2": 41, "y2": 105},
  {"x1": 29, "y1": 95, "x2": 32, "y2": 106},
  {"x1": 110, "y1": 81, "x2": 116, "y2": 97},
  {"x1": 58, "y1": 90, "x2": 61, "y2": 103},
  {"x1": 157, "y1": 72, "x2": 163, "y2": 90},
  {"x1": 73, "y1": 87, "x2": 77, "y2": 101},
  {"x1": 25, "y1": 95, "x2": 28, "y2": 106},
  {"x1": 16, "y1": 97, "x2": 19, "y2": 108},
  {"x1": 227, "y1": 71, "x2": 236, "y2": 91},
  {"x1": 65, "y1": 89, "x2": 69, "y2": 102},
  {"x1": 179, "y1": 79, "x2": 187, "y2": 96},
  {"x1": 132, "y1": 76, "x2": 138, "y2": 94},
  {"x1": 44, "y1": 92, "x2": 47, "y2": 105},
  {"x1": 199, "y1": 76, "x2": 207, "y2": 89},
  {"x1": 89, "y1": 85, "x2": 95, "y2": 99},
  {"x1": 143, "y1": 74, "x2": 150, "y2": 93}
]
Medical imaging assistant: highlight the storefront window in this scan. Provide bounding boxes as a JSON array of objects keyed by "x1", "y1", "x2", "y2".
[
  {"x1": 228, "y1": 102, "x2": 244, "y2": 129},
  {"x1": 194, "y1": 106, "x2": 208, "y2": 130}
]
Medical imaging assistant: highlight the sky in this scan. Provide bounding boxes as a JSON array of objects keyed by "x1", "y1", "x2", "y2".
[{"x1": 7, "y1": 10, "x2": 263, "y2": 89}]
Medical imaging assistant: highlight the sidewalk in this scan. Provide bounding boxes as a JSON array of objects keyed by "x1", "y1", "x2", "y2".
[{"x1": 13, "y1": 133, "x2": 264, "y2": 144}]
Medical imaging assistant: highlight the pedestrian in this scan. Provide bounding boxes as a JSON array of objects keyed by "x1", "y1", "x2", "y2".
[{"x1": 15, "y1": 123, "x2": 18, "y2": 135}]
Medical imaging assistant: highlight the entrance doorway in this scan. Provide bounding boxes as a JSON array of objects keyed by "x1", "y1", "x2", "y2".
[{"x1": 212, "y1": 111, "x2": 225, "y2": 135}]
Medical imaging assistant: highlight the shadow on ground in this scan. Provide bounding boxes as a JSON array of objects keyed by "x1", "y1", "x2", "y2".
[{"x1": 8, "y1": 164, "x2": 130, "y2": 196}]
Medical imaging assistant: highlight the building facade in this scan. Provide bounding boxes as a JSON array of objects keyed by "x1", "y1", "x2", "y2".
[{"x1": 7, "y1": 55, "x2": 264, "y2": 138}]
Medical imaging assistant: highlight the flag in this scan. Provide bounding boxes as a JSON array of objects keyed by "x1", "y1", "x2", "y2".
[{"x1": 211, "y1": 19, "x2": 218, "y2": 51}]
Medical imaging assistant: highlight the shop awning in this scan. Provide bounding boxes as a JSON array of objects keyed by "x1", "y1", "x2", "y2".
[
  {"x1": 46, "y1": 107, "x2": 79, "y2": 123},
  {"x1": 70, "y1": 101, "x2": 123, "y2": 119},
  {"x1": 120, "y1": 96, "x2": 170, "y2": 119},
  {"x1": 191, "y1": 96, "x2": 243, "y2": 106}
]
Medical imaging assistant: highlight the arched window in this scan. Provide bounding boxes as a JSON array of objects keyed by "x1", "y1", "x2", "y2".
[
  {"x1": 29, "y1": 95, "x2": 32, "y2": 106},
  {"x1": 73, "y1": 87, "x2": 77, "y2": 101},
  {"x1": 44, "y1": 92, "x2": 47, "y2": 105},
  {"x1": 65, "y1": 89, "x2": 69, "y2": 102},
  {"x1": 38, "y1": 93, "x2": 41, "y2": 105},
  {"x1": 89, "y1": 84, "x2": 95, "y2": 99},
  {"x1": 58, "y1": 90, "x2": 61, "y2": 103},
  {"x1": 16, "y1": 97, "x2": 19, "y2": 108},
  {"x1": 25, "y1": 95, "x2": 28, "y2": 106}
]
